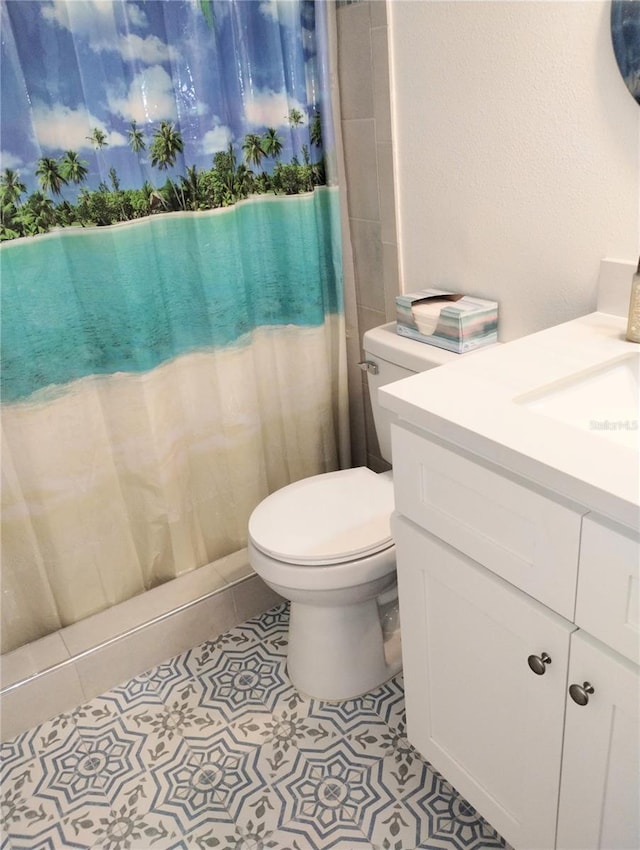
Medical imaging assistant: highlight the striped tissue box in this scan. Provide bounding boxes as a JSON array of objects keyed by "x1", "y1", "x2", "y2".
[{"x1": 396, "y1": 289, "x2": 498, "y2": 353}]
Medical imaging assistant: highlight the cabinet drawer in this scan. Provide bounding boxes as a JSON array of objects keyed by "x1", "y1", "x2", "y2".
[
  {"x1": 575, "y1": 516, "x2": 640, "y2": 664},
  {"x1": 392, "y1": 424, "x2": 585, "y2": 619}
]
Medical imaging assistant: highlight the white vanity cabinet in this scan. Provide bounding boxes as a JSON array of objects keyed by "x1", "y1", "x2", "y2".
[{"x1": 391, "y1": 424, "x2": 640, "y2": 850}]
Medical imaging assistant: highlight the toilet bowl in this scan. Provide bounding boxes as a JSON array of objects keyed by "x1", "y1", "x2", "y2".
[
  {"x1": 248, "y1": 466, "x2": 398, "y2": 700},
  {"x1": 248, "y1": 322, "x2": 462, "y2": 701}
]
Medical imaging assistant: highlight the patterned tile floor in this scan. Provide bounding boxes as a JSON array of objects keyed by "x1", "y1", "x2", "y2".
[{"x1": 1, "y1": 604, "x2": 512, "y2": 850}]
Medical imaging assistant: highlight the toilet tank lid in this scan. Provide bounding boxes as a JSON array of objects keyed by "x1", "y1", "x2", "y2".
[
  {"x1": 364, "y1": 322, "x2": 459, "y2": 372},
  {"x1": 248, "y1": 467, "x2": 394, "y2": 565}
]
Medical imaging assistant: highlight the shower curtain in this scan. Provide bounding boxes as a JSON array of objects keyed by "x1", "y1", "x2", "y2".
[{"x1": 0, "y1": 0, "x2": 349, "y2": 654}]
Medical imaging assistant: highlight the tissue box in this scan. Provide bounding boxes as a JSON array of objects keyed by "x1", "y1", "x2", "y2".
[{"x1": 395, "y1": 289, "x2": 498, "y2": 353}]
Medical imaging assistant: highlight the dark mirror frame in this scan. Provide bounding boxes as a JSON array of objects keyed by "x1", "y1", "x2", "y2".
[{"x1": 611, "y1": 0, "x2": 640, "y2": 105}]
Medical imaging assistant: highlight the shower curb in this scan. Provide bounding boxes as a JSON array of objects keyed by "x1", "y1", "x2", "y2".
[{"x1": 0, "y1": 555, "x2": 283, "y2": 740}]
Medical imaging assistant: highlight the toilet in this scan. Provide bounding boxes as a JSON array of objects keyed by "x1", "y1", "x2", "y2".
[{"x1": 248, "y1": 322, "x2": 459, "y2": 700}]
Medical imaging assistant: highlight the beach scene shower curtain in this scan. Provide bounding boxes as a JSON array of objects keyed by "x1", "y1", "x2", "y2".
[{"x1": 0, "y1": 0, "x2": 348, "y2": 653}]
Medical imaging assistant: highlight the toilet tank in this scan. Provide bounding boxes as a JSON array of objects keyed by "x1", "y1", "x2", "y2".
[{"x1": 362, "y1": 322, "x2": 458, "y2": 464}]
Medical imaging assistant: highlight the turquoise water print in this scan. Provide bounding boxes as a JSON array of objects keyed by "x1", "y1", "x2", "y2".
[{"x1": 1, "y1": 189, "x2": 342, "y2": 403}]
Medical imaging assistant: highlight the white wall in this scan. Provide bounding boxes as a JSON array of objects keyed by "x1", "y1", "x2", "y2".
[{"x1": 388, "y1": 0, "x2": 639, "y2": 340}]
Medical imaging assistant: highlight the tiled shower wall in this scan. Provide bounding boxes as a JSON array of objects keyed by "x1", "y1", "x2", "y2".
[{"x1": 336, "y1": 0, "x2": 399, "y2": 472}]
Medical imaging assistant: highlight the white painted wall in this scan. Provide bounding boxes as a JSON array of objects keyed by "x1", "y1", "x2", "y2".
[{"x1": 388, "y1": 0, "x2": 639, "y2": 340}]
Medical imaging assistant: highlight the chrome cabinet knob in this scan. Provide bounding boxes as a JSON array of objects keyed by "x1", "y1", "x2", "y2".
[
  {"x1": 527, "y1": 652, "x2": 552, "y2": 675},
  {"x1": 569, "y1": 682, "x2": 595, "y2": 706}
]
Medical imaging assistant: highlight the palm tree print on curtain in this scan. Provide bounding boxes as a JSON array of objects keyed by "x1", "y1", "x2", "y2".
[
  {"x1": 0, "y1": 0, "x2": 348, "y2": 653},
  {"x1": 0, "y1": 3, "x2": 330, "y2": 239}
]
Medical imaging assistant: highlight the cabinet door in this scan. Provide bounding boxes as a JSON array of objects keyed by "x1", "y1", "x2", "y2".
[
  {"x1": 556, "y1": 630, "x2": 640, "y2": 850},
  {"x1": 392, "y1": 514, "x2": 576, "y2": 850}
]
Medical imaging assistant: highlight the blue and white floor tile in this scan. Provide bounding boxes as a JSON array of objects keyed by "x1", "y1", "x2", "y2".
[{"x1": 1, "y1": 603, "x2": 512, "y2": 850}]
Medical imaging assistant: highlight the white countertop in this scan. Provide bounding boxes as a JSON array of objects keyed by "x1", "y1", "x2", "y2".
[{"x1": 380, "y1": 312, "x2": 640, "y2": 529}]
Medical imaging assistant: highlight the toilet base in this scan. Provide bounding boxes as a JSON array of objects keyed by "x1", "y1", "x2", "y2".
[{"x1": 286, "y1": 597, "x2": 402, "y2": 701}]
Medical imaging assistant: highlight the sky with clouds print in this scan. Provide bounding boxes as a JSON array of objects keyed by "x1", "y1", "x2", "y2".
[{"x1": 1, "y1": 0, "x2": 327, "y2": 196}]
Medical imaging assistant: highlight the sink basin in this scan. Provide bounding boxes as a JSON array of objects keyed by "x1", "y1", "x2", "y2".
[{"x1": 516, "y1": 352, "x2": 640, "y2": 449}]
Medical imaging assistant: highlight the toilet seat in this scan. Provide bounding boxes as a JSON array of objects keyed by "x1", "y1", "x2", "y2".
[{"x1": 248, "y1": 467, "x2": 394, "y2": 566}]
